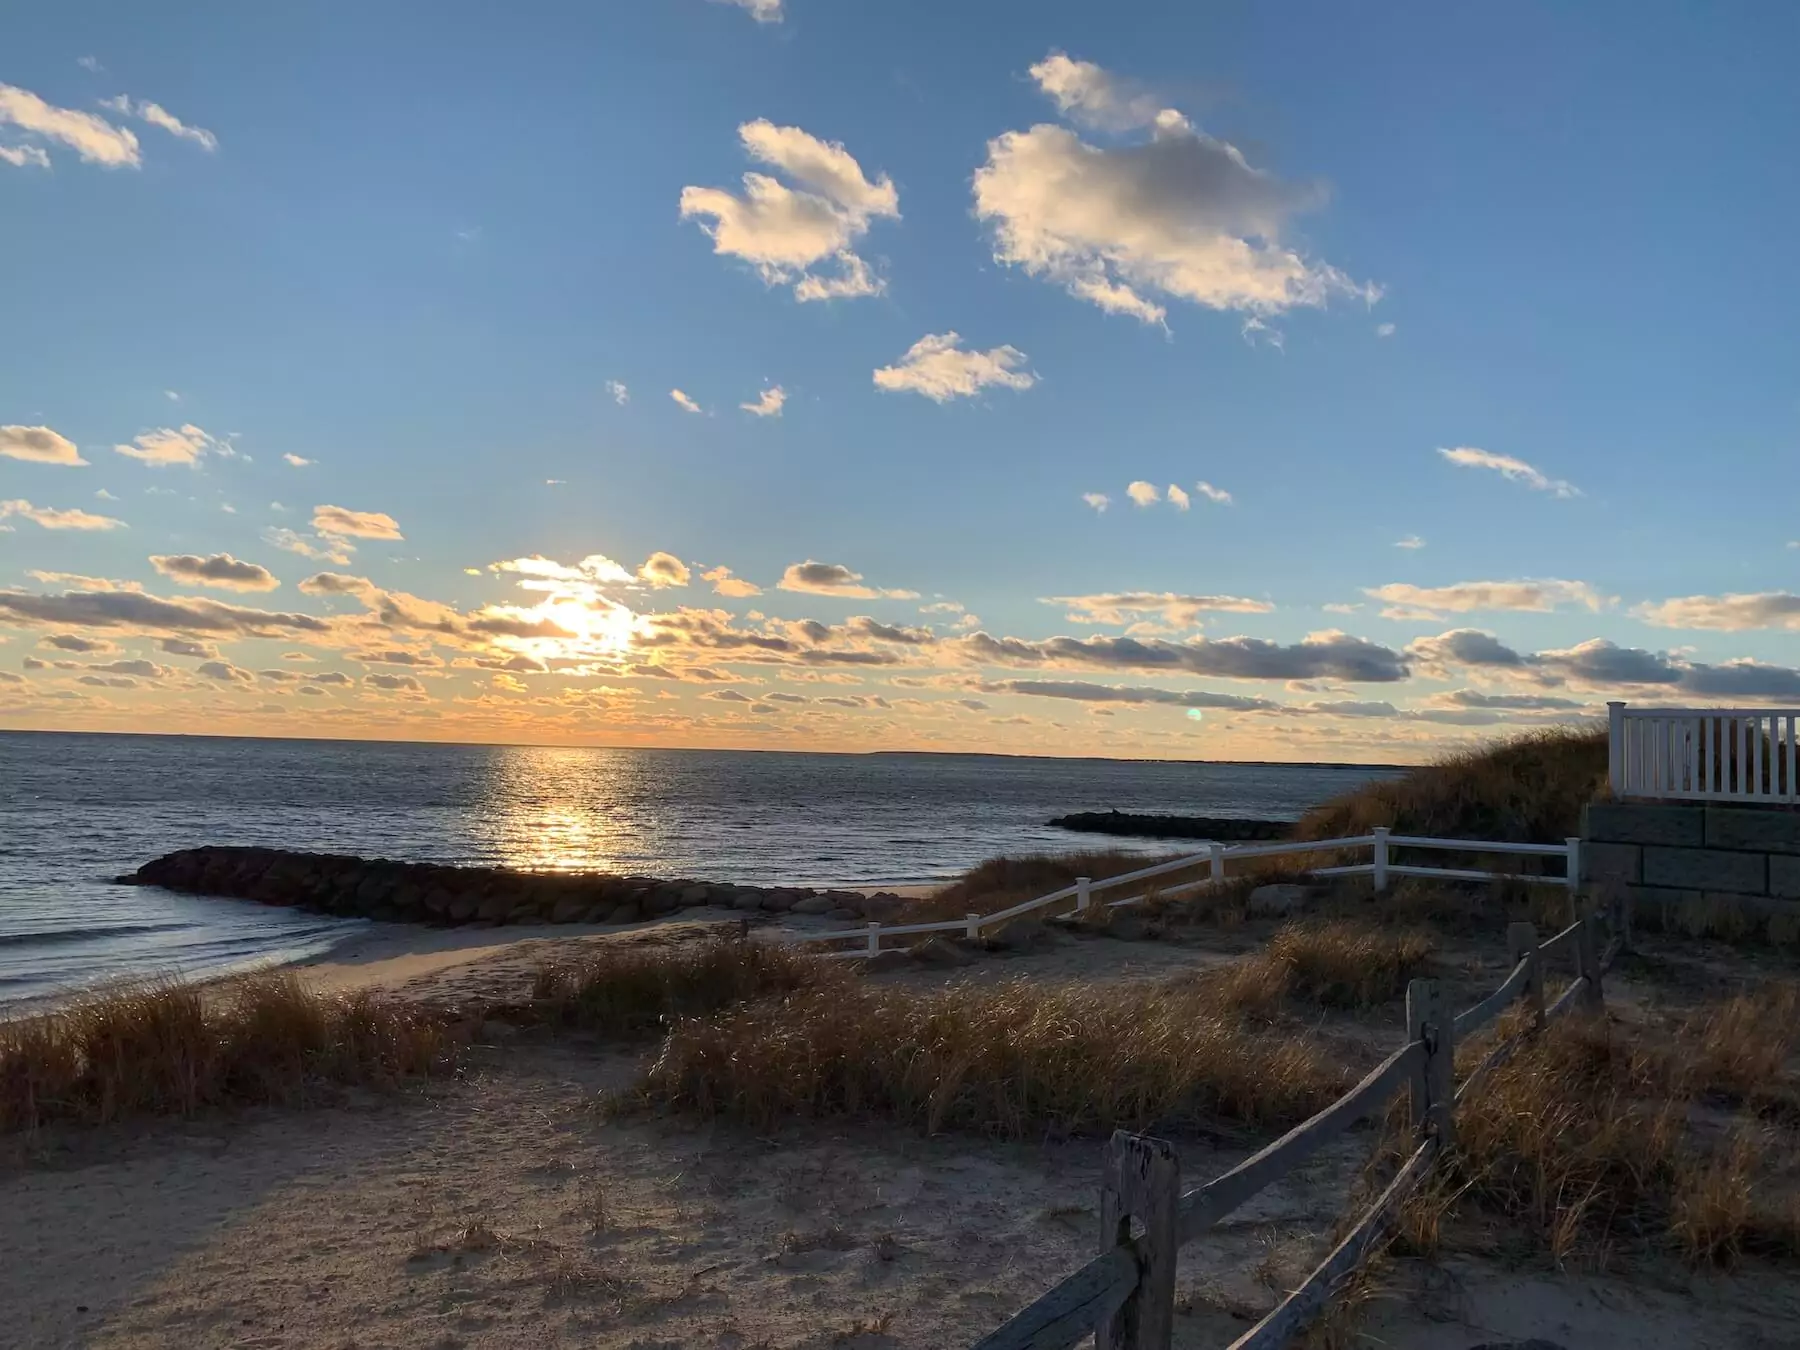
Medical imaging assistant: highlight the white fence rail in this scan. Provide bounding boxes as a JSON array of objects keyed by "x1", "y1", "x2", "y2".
[
  {"x1": 1609, "y1": 701, "x2": 1800, "y2": 804},
  {"x1": 791, "y1": 827, "x2": 1580, "y2": 959}
]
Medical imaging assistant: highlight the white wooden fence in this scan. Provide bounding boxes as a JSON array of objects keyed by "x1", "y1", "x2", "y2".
[
  {"x1": 1609, "y1": 701, "x2": 1800, "y2": 804},
  {"x1": 791, "y1": 828, "x2": 1581, "y2": 959},
  {"x1": 968, "y1": 896, "x2": 1631, "y2": 1350}
]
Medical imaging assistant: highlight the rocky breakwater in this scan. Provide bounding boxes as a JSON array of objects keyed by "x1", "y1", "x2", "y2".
[{"x1": 119, "y1": 846, "x2": 911, "y2": 929}]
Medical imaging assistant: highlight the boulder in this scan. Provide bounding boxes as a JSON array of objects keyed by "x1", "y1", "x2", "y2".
[
  {"x1": 759, "y1": 890, "x2": 798, "y2": 912},
  {"x1": 990, "y1": 918, "x2": 1057, "y2": 952},
  {"x1": 857, "y1": 893, "x2": 908, "y2": 923},
  {"x1": 730, "y1": 889, "x2": 767, "y2": 911},
  {"x1": 680, "y1": 883, "x2": 714, "y2": 907},
  {"x1": 604, "y1": 902, "x2": 642, "y2": 925},
  {"x1": 476, "y1": 893, "x2": 515, "y2": 922},
  {"x1": 864, "y1": 949, "x2": 910, "y2": 973},
  {"x1": 912, "y1": 937, "x2": 976, "y2": 967},
  {"x1": 824, "y1": 908, "x2": 861, "y2": 922},
  {"x1": 643, "y1": 886, "x2": 682, "y2": 917},
  {"x1": 447, "y1": 894, "x2": 480, "y2": 923},
  {"x1": 549, "y1": 896, "x2": 590, "y2": 924},
  {"x1": 790, "y1": 895, "x2": 838, "y2": 916},
  {"x1": 1248, "y1": 883, "x2": 1312, "y2": 917}
]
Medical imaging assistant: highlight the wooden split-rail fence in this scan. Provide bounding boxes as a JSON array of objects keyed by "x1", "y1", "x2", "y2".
[{"x1": 969, "y1": 892, "x2": 1632, "y2": 1350}]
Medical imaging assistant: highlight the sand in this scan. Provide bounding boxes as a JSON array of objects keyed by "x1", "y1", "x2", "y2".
[{"x1": 6, "y1": 914, "x2": 1800, "y2": 1349}]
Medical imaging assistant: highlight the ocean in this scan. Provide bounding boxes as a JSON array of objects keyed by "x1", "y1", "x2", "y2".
[{"x1": 0, "y1": 731, "x2": 1400, "y2": 1005}]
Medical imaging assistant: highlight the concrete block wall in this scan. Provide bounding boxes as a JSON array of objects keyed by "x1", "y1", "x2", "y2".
[{"x1": 1581, "y1": 800, "x2": 1800, "y2": 932}]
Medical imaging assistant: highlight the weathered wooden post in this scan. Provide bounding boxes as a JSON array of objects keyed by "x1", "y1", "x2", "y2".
[
  {"x1": 1405, "y1": 978, "x2": 1454, "y2": 1146},
  {"x1": 1507, "y1": 921, "x2": 1544, "y2": 1030},
  {"x1": 1574, "y1": 911, "x2": 1604, "y2": 1011},
  {"x1": 1098, "y1": 1132, "x2": 1179, "y2": 1350}
]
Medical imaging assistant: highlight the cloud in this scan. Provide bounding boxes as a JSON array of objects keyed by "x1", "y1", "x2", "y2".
[
  {"x1": 1083, "y1": 492, "x2": 1110, "y2": 513},
  {"x1": 702, "y1": 566, "x2": 761, "y2": 598},
  {"x1": 86, "y1": 658, "x2": 166, "y2": 679},
  {"x1": 845, "y1": 615, "x2": 936, "y2": 645},
  {"x1": 606, "y1": 379, "x2": 630, "y2": 406},
  {"x1": 283, "y1": 453, "x2": 314, "y2": 467},
  {"x1": 670, "y1": 388, "x2": 703, "y2": 414},
  {"x1": 263, "y1": 527, "x2": 351, "y2": 565},
  {"x1": 351, "y1": 648, "x2": 440, "y2": 667},
  {"x1": 99, "y1": 96, "x2": 217, "y2": 151},
  {"x1": 1, "y1": 425, "x2": 85, "y2": 466},
  {"x1": 0, "y1": 144, "x2": 51, "y2": 168},
  {"x1": 313, "y1": 504, "x2": 403, "y2": 540},
  {"x1": 113, "y1": 424, "x2": 229, "y2": 468},
  {"x1": 778, "y1": 561, "x2": 917, "y2": 600},
  {"x1": 0, "y1": 588, "x2": 332, "y2": 638},
  {"x1": 1126, "y1": 481, "x2": 1159, "y2": 508},
  {"x1": 1633, "y1": 592, "x2": 1800, "y2": 632},
  {"x1": 364, "y1": 672, "x2": 425, "y2": 692},
  {"x1": 995, "y1": 679, "x2": 1279, "y2": 712},
  {"x1": 0, "y1": 499, "x2": 125, "y2": 530},
  {"x1": 740, "y1": 385, "x2": 786, "y2": 417},
  {"x1": 197, "y1": 660, "x2": 253, "y2": 683},
  {"x1": 43, "y1": 634, "x2": 117, "y2": 653},
  {"x1": 702, "y1": 688, "x2": 757, "y2": 704},
  {"x1": 680, "y1": 120, "x2": 899, "y2": 302},
  {"x1": 1437, "y1": 447, "x2": 1579, "y2": 498},
  {"x1": 311, "y1": 671, "x2": 353, "y2": 686},
  {"x1": 1433, "y1": 689, "x2": 1584, "y2": 711},
  {"x1": 1166, "y1": 484, "x2": 1190, "y2": 511},
  {"x1": 158, "y1": 637, "x2": 218, "y2": 658},
  {"x1": 1394, "y1": 535, "x2": 1426, "y2": 550},
  {"x1": 958, "y1": 628, "x2": 1408, "y2": 683},
  {"x1": 872, "y1": 333, "x2": 1035, "y2": 403},
  {"x1": 1194, "y1": 481, "x2": 1232, "y2": 505},
  {"x1": 973, "y1": 57, "x2": 1377, "y2": 328},
  {"x1": 1045, "y1": 592, "x2": 1273, "y2": 628},
  {"x1": 1367, "y1": 579, "x2": 1605, "y2": 618},
  {"x1": 638, "y1": 552, "x2": 691, "y2": 588},
  {"x1": 0, "y1": 82, "x2": 139, "y2": 167},
  {"x1": 1376, "y1": 322, "x2": 1396, "y2": 337},
  {"x1": 1404, "y1": 628, "x2": 1534, "y2": 672},
  {"x1": 713, "y1": 0, "x2": 782, "y2": 22},
  {"x1": 1401, "y1": 628, "x2": 1800, "y2": 702},
  {"x1": 150, "y1": 553, "x2": 279, "y2": 592}
]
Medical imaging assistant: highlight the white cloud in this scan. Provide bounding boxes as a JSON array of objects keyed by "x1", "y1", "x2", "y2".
[
  {"x1": 740, "y1": 385, "x2": 786, "y2": 417},
  {"x1": 1126, "y1": 481, "x2": 1159, "y2": 507},
  {"x1": 95, "y1": 489, "x2": 116, "y2": 500},
  {"x1": 99, "y1": 96, "x2": 217, "y2": 151},
  {"x1": 150, "y1": 552, "x2": 279, "y2": 592},
  {"x1": 113, "y1": 424, "x2": 228, "y2": 468},
  {"x1": 1166, "y1": 484, "x2": 1190, "y2": 511},
  {"x1": 263, "y1": 526, "x2": 350, "y2": 565},
  {"x1": 670, "y1": 388, "x2": 703, "y2": 414},
  {"x1": 714, "y1": 0, "x2": 783, "y2": 21},
  {"x1": 0, "y1": 425, "x2": 85, "y2": 466},
  {"x1": 77, "y1": 56, "x2": 103, "y2": 74},
  {"x1": 313, "y1": 504, "x2": 403, "y2": 540},
  {"x1": 1194, "y1": 480, "x2": 1232, "y2": 504},
  {"x1": 283, "y1": 453, "x2": 314, "y2": 467},
  {"x1": 1376, "y1": 322, "x2": 1396, "y2": 337},
  {"x1": 0, "y1": 144, "x2": 50, "y2": 169},
  {"x1": 680, "y1": 120, "x2": 899, "y2": 302},
  {"x1": 703, "y1": 565, "x2": 762, "y2": 598},
  {"x1": 779, "y1": 560, "x2": 917, "y2": 600},
  {"x1": 638, "y1": 552, "x2": 691, "y2": 588},
  {"x1": 973, "y1": 55, "x2": 1378, "y2": 329},
  {"x1": 1437, "y1": 447, "x2": 1579, "y2": 498},
  {"x1": 1634, "y1": 592, "x2": 1800, "y2": 632},
  {"x1": 606, "y1": 380, "x2": 630, "y2": 406},
  {"x1": 0, "y1": 82, "x2": 139, "y2": 167},
  {"x1": 1394, "y1": 535, "x2": 1426, "y2": 550},
  {"x1": 1082, "y1": 492, "x2": 1110, "y2": 513},
  {"x1": 1366, "y1": 579, "x2": 1605, "y2": 618},
  {"x1": 873, "y1": 333, "x2": 1035, "y2": 403},
  {"x1": 0, "y1": 499, "x2": 125, "y2": 530},
  {"x1": 1322, "y1": 602, "x2": 1362, "y2": 615},
  {"x1": 1045, "y1": 592, "x2": 1273, "y2": 628}
]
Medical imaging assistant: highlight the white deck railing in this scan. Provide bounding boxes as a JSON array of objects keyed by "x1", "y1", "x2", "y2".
[
  {"x1": 791, "y1": 827, "x2": 1580, "y2": 959},
  {"x1": 1609, "y1": 701, "x2": 1800, "y2": 804}
]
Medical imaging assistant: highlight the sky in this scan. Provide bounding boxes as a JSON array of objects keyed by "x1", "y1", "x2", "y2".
[{"x1": 3, "y1": 0, "x2": 1798, "y2": 763}]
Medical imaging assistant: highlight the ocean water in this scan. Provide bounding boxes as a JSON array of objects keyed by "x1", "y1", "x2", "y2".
[{"x1": 0, "y1": 731, "x2": 1399, "y2": 1005}]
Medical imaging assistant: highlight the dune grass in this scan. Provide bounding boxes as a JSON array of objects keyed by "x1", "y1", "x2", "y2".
[
  {"x1": 0, "y1": 974, "x2": 458, "y2": 1133},
  {"x1": 1394, "y1": 982, "x2": 1800, "y2": 1268},
  {"x1": 631, "y1": 974, "x2": 1349, "y2": 1140},
  {"x1": 530, "y1": 936, "x2": 837, "y2": 1034}
]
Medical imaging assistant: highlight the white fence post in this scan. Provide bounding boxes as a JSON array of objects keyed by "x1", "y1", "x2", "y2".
[
  {"x1": 1372, "y1": 826, "x2": 1390, "y2": 893},
  {"x1": 1564, "y1": 836, "x2": 1582, "y2": 892},
  {"x1": 866, "y1": 921, "x2": 880, "y2": 956},
  {"x1": 1608, "y1": 700, "x2": 1626, "y2": 795},
  {"x1": 965, "y1": 912, "x2": 980, "y2": 940},
  {"x1": 1208, "y1": 843, "x2": 1225, "y2": 885},
  {"x1": 1076, "y1": 876, "x2": 1092, "y2": 913}
]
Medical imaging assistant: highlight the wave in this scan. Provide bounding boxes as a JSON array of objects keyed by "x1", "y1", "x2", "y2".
[{"x1": 0, "y1": 921, "x2": 199, "y2": 949}]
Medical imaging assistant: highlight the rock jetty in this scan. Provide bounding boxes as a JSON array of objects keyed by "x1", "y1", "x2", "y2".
[
  {"x1": 1047, "y1": 811, "x2": 1291, "y2": 842},
  {"x1": 119, "y1": 846, "x2": 908, "y2": 928}
]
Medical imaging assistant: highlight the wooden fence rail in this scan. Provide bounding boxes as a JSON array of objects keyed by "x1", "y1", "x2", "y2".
[{"x1": 969, "y1": 890, "x2": 1630, "y2": 1350}]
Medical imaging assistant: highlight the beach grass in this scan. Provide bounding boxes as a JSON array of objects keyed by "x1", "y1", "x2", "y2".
[{"x1": 0, "y1": 973, "x2": 458, "y2": 1133}]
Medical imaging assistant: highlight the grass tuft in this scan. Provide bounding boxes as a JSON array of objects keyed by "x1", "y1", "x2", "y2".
[{"x1": 0, "y1": 974, "x2": 457, "y2": 1133}]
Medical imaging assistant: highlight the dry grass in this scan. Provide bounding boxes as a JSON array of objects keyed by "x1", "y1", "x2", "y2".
[
  {"x1": 631, "y1": 975, "x2": 1349, "y2": 1140},
  {"x1": 0, "y1": 974, "x2": 457, "y2": 1133},
  {"x1": 1631, "y1": 890, "x2": 1800, "y2": 949},
  {"x1": 1299, "y1": 725, "x2": 1607, "y2": 848},
  {"x1": 531, "y1": 936, "x2": 840, "y2": 1035},
  {"x1": 1183, "y1": 920, "x2": 1434, "y2": 1015},
  {"x1": 1400, "y1": 982, "x2": 1800, "y2": 1267}
]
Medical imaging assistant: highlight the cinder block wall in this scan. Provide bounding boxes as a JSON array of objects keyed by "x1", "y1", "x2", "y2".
[{"x1": 1581, "y1": 801, "x2": 1800, "y2": 928}]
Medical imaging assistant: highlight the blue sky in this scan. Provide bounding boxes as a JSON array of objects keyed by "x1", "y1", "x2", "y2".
[{"x1": 2, "y1": 0, "x2": 1797, "y2": 760}]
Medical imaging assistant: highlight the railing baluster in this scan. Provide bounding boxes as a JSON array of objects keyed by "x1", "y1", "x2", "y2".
[
  {"x1": 1788, "y1": 715, "x2": 1798, "y2": 803},
  {"x1": 1703, "y1": 714, "x2": 1714, "y2": 798}
]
